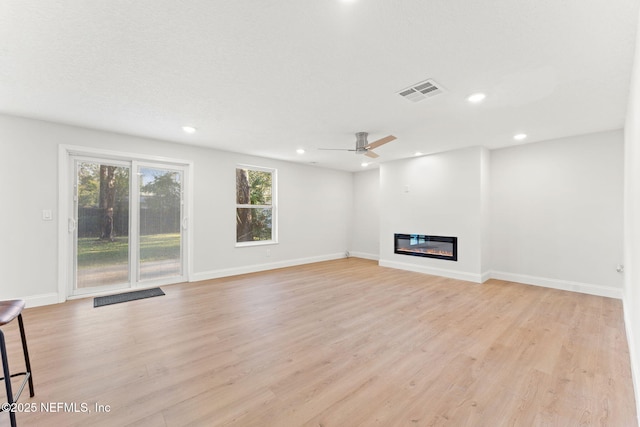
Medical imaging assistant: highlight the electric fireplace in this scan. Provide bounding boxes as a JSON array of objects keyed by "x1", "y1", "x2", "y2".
[{"x1": 394, "y1": 234, "x2": 457, "y2": 261}]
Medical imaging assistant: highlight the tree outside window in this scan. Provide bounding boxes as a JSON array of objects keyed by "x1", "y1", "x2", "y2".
[{"x1": 236, "y1": 166, "x2": 276, "y2": 243}]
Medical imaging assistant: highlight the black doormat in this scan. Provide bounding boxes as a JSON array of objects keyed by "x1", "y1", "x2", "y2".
[{"x1": 94, "y1": 288, "x2": 165, "y2": 307}]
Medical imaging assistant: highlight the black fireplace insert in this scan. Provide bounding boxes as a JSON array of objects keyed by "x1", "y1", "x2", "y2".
[{"x1": 394, "y1": 234, "x2": 457, "y2": 261}]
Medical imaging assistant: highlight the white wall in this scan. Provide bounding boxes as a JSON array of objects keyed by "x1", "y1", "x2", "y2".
[
  {"x1": 375, "y1": 133, "x2": 624, "y2": 293},
  {"x1": 624, "y1": 4, "x2": 640, "y2": 421},
  {"x1": 350, "y1": 168, "x2": 380, "y2": 259},
  {"x1": 491, "y1": 131, "x2": 624, "y2": 298},
  {"x1": 0, "y1": 118, "x2": 58, "y2": 302},
  {"x1": 378, "y1": 146, "x2": 488, "y2": 282},
  {"x1": 0, "y1": 114, "x2": 352, "y2": 305}
]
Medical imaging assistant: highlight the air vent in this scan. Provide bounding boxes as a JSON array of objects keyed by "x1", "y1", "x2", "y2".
[{"x1": 397, "y1": 79, "x2": 444, "y2": 103}]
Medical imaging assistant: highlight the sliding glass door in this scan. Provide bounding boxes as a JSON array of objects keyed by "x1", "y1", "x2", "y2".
[
  {"x1": 137, "y1": 165, "x2": 184, "y2": 282},
  {"x1": 70, "y1": 156, "x2": 188, "y2": 296},
  {"x1": 74, "y1": 159, "x2": 131, "y2": 290}
]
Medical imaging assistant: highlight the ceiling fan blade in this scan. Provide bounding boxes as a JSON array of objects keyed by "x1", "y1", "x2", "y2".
[
  {"x1": 364, "y1": 150, "x2": 379, "y2": 159},
  {"x1": 318, "y1": 148, "x2": 356, "y2": 151},
  {"x1": 364, "y1": 135, "x2": 396, "y2": 150}
]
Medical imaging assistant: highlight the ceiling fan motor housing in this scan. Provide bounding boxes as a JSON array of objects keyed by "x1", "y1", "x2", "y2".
[{"x1": 355, "y1": 132, "x2": 369, "y2": 153}]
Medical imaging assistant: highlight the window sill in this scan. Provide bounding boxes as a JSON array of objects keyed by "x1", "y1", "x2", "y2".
[{"x1": 235, "y1": 240, "x2": 279, "y2": 248}]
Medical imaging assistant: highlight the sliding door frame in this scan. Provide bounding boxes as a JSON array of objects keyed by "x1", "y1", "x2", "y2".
[{"x1": 58, "y1": 145, "x2": 194, "y2": 302}]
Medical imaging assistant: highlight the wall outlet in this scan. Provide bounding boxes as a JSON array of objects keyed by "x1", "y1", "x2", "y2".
[{"x1": 266, "y1": 248, "x2": 271, "y2": 257}]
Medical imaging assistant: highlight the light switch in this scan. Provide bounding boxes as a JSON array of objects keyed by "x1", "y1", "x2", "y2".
[{"x1": 42, "y1": 210, "x2": 52, "y2": 221}]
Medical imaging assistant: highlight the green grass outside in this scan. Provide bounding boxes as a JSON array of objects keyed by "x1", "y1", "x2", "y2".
[{"x1": 77, "y1": 233, "x2": 180, "y2": 269}]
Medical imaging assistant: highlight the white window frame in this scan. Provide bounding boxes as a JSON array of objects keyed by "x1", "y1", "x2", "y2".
[{"x1": 235, "y1": 164, "x2": 278, "y2": 247}]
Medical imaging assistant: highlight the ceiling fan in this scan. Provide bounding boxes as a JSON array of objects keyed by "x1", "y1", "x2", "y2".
[{"x1": 318, "y1": 132, "x2": 397, "y2": 158}]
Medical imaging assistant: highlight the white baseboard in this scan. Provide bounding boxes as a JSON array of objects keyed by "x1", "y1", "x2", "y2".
[
  {"x1": 191, "y1": 252, "x2": 347, "y2": 282},
  {"x1": 23, "y1": 254, "x2": 348, "y2": 307},
  {"x1": 19, "y1": 263, "x2": 625, "y2": 308},
  {"x1": 24, "y1": 292, "x2": 60, "y2": 308},
  {"x1": 374, "y1": 263, "x2": 623, "y2": 298},
  {"x1": 480, "y1": 270, "x2": 492, "y2": 283},
  {"x1": 378, "y1": 259, "x2": 483, "y2": 283},
  {"x1": 623, "y1": 297, "x2": 640, "y2": 427},
  {"x1": 490, "y1": 271, "x2": 623, "y2": 299},
  {"x1": 348, "y1": 251, "x2": 379, "y2": 261}
]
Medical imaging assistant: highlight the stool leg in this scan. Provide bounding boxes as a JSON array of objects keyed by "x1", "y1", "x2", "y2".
[
  {"x1": 0, "y1": 330, "x2": 17, "y2": 427},
  {"x1": 17, "y1": 314, "x2": 34, "y2": 398}
]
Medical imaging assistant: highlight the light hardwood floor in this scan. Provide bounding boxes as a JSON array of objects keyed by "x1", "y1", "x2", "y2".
[{"x1": 1, "y1": 258, "x2": 637, "y2": 426}]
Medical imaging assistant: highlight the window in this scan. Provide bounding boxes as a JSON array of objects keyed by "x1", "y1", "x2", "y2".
[{"x1": 236, "y1": 166, "x2": 276, "y2": 244}]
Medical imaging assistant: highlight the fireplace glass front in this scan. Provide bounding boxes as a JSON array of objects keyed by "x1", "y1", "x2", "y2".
[{"x1": 394, "y1": 234, "x2": 457, "y2": 261}]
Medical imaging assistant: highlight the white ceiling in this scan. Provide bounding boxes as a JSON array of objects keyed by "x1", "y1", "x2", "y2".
[{"x1": 1, "y1": 1, "x2": 638, "y2": 171}]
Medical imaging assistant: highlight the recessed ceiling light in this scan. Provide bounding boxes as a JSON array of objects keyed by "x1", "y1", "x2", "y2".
[
  {"x1": 414, "y1": 152, "x2": 423, "y2": 156},
  {"x1": 513, "y1": 133, "x2": 527, "y2": 141},
  {"x1": 467, "y1": 93, "x2": 486, "y2": 103},
  {"x1": 296, "y1": 148, "x2": 305, "y2": 155},
  {"x1": 182, "y1": 126, "x2": 196, "y2": 134},
  {"x1": 361, "y1": 162, "x2": 369, "y2": 167}
]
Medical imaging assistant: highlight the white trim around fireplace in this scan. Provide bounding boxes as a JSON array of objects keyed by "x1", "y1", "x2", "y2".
[{"x1": 379, "y1": 259, "x2": 484, "y2": 283}]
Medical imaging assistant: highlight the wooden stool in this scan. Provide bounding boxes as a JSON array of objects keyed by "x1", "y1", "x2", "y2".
[{"x1": 0, "y1": 300, "x2": 34, "y2": 427}]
